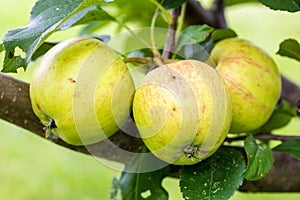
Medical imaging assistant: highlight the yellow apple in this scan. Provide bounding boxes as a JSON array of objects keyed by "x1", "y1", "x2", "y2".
[
  {"x1": 210, "y1": 38, "x2": 281, "y2": 133},
  {"x1": 133, "y1": 60, "x2": 232, "y2": 165},
  {"x1": 30, "y1": 37, "x2": 135, "y2": 145}
]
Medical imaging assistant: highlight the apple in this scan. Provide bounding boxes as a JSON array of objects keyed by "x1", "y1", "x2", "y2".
[
  {"x1": 133, "y1": 60, "x2": 232, "y2": 165},
  {"x1": 30, "y1": 37, "x2": 135, "y2": 145},
  {"x1": 210, "y1": 38, "x2": 281, "y2": 133}
]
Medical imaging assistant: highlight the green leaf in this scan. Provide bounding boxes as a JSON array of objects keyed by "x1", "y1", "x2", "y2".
[
  {"x1": 111, "y1": 0, "x2": 157, "y2": 27},
  {"x1": 0, "y1": 44, "x2": 3, "y2": 53},
  {"x1": 225, "y1": 0, "x2": 257, "y2": 6},
  {"x1": 111, "y1": 148, "x2": 169, "y2": 200},
  {"x1": 242, "y1": 135, "x2": 274, "y2": 181},
  {"x1": 260, "y1": 111, "x2": 293, "y2": 133},
  {"x1": 212, "y1": 28, "x2": 238, "y2": 42},
  {"x1": 258, "y1": 0, "x2": 300, "y2": 12},
  {"x1": 175, "y1": 25, "x2": 214, "y2": 61},
  {"x1": 2, "y1": 0, "x2": 108, "y2": 72},
  {"x1": 176, "y1": 25, "x2": 214, "y2": 51},
  {"x1": 58, "y1": 6, "x2": 114, "y2": 31},
  {"x1": 180, "y1": 147, "x2": 245, "y2": 200},
  {"x1": 277, "y1": 39, "x2": 300, "y2": 62},
  {"x1": 273, "y1": 139, "x2": 300, "y2": 160},
  {"x1": 175, "y1": 38, "x2": 213, "y2": 61},
  {"x1": 31, "y1": 35, "x2": 110, "y2": 60},
  {"x1": 31, "y1": 42, "x2": 58, "y2": 61},
  {"x1": 160, "y1": 0, "x2": 188, "y2": 9},
  {"x1": 260, "y1": 100, "x2": 296, "y2": 133},
  {"x1": 79, "y1": 22, "x2": 105, "y2": 35}
]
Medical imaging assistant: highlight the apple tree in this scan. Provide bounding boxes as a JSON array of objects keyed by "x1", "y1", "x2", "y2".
[{"x1": 1, "y1": 0, "x2": 300, "y2": 199}]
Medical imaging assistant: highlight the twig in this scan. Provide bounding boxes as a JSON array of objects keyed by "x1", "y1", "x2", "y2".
[
  {"x1": 176, "y1": 3, "x2": 187, "y2": 34},
  {"x1": 150, "y1": 8, "x2": 164, "y2": 66},
  {"x1": 162, "y1": 8, "x2": 179, "y2": 59}
]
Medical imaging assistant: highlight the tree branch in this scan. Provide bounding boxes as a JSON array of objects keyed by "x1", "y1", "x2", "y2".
[
  {"x1": 281, "y1": 75, "x2": 300, "y2": 107},
  {"x1": 1, "y1": 72, "x2": 300, "y2": 192},
  {"x1": 0, "y1": 72, "x2": 44, "y2": 135},
  {"x1": 186, "y1": 0, "x2": 227, "y2": 29},
  {"x1": 0, "y1": 72, "x2": 143, "y2": 162},
  {"x1": 1, "y1": 0, "x2": 300, "y2": 193},
  {"x1": 240, "y1": 152, "x2": 300, "y2": 192}
]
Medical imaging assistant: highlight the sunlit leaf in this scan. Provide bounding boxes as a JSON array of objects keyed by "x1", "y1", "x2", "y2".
[{"x1": 242, "y1": 135, "x2": 274, "y2": 181}]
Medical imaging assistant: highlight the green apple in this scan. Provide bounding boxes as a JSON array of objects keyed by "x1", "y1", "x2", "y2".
[
  {"x1": 30, "y1": 37, "x2": 135, "y2": 145},
  {"x1": 133, "y1": 60, "x2": 232, "y2": 165},
  {"x1": 210, "y1": 38, "x2": 281, "y2": 133}
]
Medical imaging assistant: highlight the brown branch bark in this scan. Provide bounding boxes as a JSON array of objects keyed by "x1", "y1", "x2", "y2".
[
  {"x1": 0, "y1": 73, "x2": 44, "y2": 135},
  {"x1": 1, "y1": 72, "x2": 300, "y2": 192},
  {"x1": 0, "y1": 72, "x2": 143, "y2": 162},
  {"x1": 240, "y1": 152, "x2": 300, "y2": 192},
  {"x1": 281, "y1": 75, "x2": 300, "y2": 107},
  {"x1": 186, "y1": 0, "x2": 227, "y2": 29}
]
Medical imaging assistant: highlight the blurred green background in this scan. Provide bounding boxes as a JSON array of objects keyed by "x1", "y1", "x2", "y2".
[{"x1": 0, "y1": 0, "x2": 299, "y2": 199}]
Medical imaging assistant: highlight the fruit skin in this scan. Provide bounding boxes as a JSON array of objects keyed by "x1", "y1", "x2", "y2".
[
  {"x1": 133, "y1": 60, "x2": 232, "y2": 165},
  {"x1": 30, "y1": 37, "x2": 135, "y2": 145},
  {"x1": 210, "y1": 38, "x2": 281, "y2": 133}
]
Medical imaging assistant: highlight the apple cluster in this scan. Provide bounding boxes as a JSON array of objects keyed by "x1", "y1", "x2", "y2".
[{"x1": 30, "y1": 37, "x2": 281, "y2": 165}]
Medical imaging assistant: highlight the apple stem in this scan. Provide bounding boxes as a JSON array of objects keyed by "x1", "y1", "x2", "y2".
[{"x1": 44, "y1": 122, "x2": 52, "y2": 139}]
